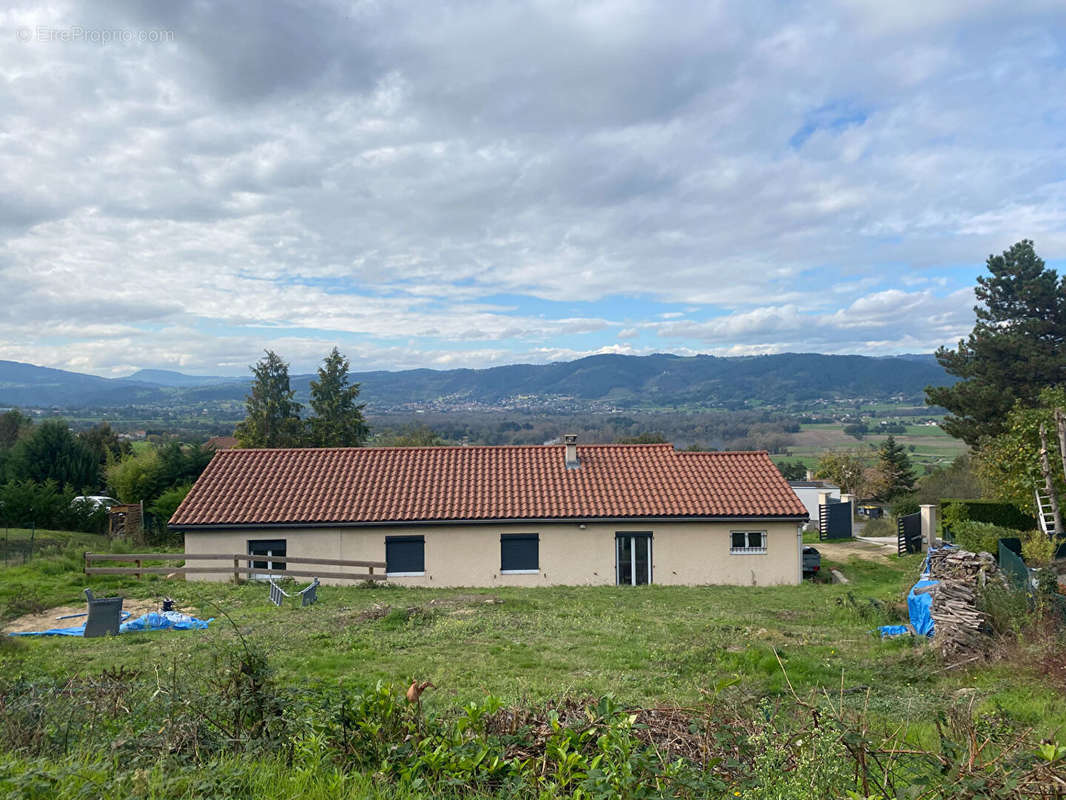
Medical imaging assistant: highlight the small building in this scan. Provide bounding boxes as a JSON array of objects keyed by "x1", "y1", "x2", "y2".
[
  {"x1": 170, "y1": 440, "x2": 809, "y2": 587},
  {"x1": 787, "y1": 475, "x2": 841, "y2": 530}
]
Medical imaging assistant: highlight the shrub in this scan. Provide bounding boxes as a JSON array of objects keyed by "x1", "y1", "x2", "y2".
[
  {"x1": 889, "y1": 496, "x2": 920, "y2": 517},
  {"x1": 939, "y1": 499, "x2": 1036, "y2": 539},
  {"x1": 1021, "y1": 530, "x2": 1057, "y2": 567},
  {"x1": 862, "y1": 516, "x2": 896, "y2": 538},
  {"x1": 952, "y1": 520, "x2": 1019, "y2": 556},
  {"x1": 977, "y1": 579, "x2": 1030, "y2": 636}
]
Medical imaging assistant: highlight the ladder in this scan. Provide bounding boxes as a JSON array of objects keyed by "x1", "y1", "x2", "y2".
[{"x1": 1035, "y1": 489, "x2": 1059, "y2": 536}]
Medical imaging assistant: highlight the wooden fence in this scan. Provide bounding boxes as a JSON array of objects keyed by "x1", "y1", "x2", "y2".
[{"x1": 84, "y1": 552, "x2": 387, "y2": 583}]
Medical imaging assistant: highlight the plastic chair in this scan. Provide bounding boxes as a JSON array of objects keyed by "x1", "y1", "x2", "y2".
[
  {"x1": 268, "y1": 577, "x2": 320, "y2": 607},
  {"x1": 83, "y1": 588, "x2": 123, "y2": 637}
]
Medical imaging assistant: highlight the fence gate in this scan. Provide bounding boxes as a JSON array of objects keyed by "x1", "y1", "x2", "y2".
[
  {"x1": 818, "y1": 501, "x2": 852, "y2": 540},
  {"x1": 897, "y1": 512, "x2": 921, "y2": 556}
]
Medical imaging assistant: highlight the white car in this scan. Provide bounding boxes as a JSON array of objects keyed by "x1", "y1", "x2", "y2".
[{"x1": 71, "y1": 495, "x2": 120, "y2": 510}]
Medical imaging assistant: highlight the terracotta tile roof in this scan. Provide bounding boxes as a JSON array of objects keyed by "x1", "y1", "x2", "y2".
[{"x1": 170, "y1": 444, "x2": 808, "y2": 527}]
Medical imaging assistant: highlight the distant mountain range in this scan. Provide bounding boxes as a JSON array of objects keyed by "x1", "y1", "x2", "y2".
[
  {"x1": 0, "y1": 353, "x2": 953, "y2": 413},
  {"x1": 125, "y1": 369, "x2": 244, "y2": 388}
]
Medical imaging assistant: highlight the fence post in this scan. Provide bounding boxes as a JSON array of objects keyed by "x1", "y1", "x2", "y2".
[
  {"x1": 233, "y1": 555, "x2": 240, "y2": 584},
  {"x1": 840, "y1": 494, "x2": 855, "y2": 539},
  {"x1": 84, "y1": 551, "x2": 89, "y2": 575},
  {"x1": 920, "y1": 504, "x2": 938, "y2": 551},
  {"x1": 135, "y1": 558, "x2": 142, "y2": 580}
]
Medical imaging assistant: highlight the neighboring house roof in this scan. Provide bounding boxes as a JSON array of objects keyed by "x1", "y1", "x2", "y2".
[
  {"x1": 787, "y1": 480, "x2": 840, "y2": 490},
  {"x1": 171, "y1": 444, "x2": 808, "y2": 528},
  {"x1": 205, "y1": 436, "x2": 239, "y2": 450}
]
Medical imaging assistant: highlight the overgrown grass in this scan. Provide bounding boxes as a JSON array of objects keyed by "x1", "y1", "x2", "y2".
[{"x1": 1, "y1": 542, "x2": 1065, "y2": 797}]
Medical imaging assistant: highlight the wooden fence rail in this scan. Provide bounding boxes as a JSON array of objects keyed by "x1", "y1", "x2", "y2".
[{"x1": 84, "y1": 552, "x2": 388, "y2": 582}]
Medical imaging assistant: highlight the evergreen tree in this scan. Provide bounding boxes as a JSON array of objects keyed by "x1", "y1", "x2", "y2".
[
  {"x1": 926, "y1": 240, "x2": 1066, "y2": 445},
  {"x1": 7, "y1": 419, "x2": 99, "y2": 489},
  {"x1": 307, "y1": 348, "x2": 368, "y2": 447},
  {"x1": 78, "y1": 422, "x2": 132, "y2": 468},
  {"x1": 875, "y1": 435, "x2": 915, "y2": 502},
  {"x1": 0, "y1": 409, "x2": 33, "y2": 450},
  {"x1": 234, "y1": 351, "x2": 305, "y2": 448}
]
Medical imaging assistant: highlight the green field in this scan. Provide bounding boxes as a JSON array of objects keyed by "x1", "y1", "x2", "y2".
[
  {"x1": 785, "y1": 421, "x2": 967, "y2": 471},
  {"x1": 1, "y1": 539, "x2": 1062, "y2": 798}
]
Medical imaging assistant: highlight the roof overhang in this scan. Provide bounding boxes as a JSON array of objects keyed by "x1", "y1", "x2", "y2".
[{"x1": 171, "y1": 514, "x2": 809, "y2": 531}]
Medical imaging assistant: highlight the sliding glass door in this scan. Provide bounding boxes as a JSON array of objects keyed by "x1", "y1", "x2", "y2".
[{"x1": 616, "y1": 532, "x2": 652, "y2": 586}]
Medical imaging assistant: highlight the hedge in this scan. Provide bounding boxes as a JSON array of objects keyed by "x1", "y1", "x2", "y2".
[{"x1": 938, "y1": 498, "x2": 1036, "y2": 540}]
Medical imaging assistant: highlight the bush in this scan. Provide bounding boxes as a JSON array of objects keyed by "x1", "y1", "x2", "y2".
[
  {"x1": 952, "y1": 520, "x2": 1019, "y2": 556},
  {"x1": 939, "y1": 499, "x2": 1037, "y2": 539},
  {"x1": 0, "y1": 480, "x2": 109, "y2": 533},
  {"x1": 1021, "y1": 531, "x2": 1058, "y2": 567},
  {"x1": 889, "y1": 496, "x2": 920, "y2": 517},
  {"x1": 862, "y1": 516, "x2": 896, "y2": 538}
]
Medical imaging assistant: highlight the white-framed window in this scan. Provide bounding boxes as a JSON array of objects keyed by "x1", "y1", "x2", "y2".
[
  {"x1": 248, "y1": 539, "x2": 287, "y2": 580},
  {"x1": 730, "y1": 530, "x2": 767, "y2": 554}
]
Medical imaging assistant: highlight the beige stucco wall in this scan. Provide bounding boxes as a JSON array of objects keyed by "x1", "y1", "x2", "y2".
[{"x1": 182, "y1": 520, "x2": 802, "y2": 587}]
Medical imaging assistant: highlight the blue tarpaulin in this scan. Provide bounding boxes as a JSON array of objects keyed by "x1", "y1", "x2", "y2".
[
  {"x1": 8, "y1": 610, "x2": 212, "y2": 637},
  {"x1": 878, "y1": 544, "x2": 957, "y2": 638},
  {"x1": 906, "y1": 579, "x2": 939, "y2": 636}
]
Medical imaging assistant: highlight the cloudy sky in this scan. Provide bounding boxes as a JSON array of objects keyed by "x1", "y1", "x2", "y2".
[{"x1": 2, "y1": 1, "x2": 1065, "y2": 377}]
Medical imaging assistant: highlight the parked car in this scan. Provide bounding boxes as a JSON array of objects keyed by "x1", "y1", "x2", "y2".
[
  {"x1": 71, "y1": 495, "x2": 119, "y2": 510},
  {"x1": 802, "y1": 546, "x2": 821, "y2": 577}
]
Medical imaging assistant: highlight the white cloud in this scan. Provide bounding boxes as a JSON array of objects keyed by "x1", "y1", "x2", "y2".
[{"x1": 0, "y1": 0, "x2": 1062, "y2": 375}]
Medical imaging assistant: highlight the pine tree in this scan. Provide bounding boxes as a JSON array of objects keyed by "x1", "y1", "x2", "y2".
[
  {"x1": 926, "y1": 240, "x2": 1066, "y2": 445},
  {"x1": 876, "y1": 435, "x2": 915, "y2": 502},
  {"x1": 8, "y1": 419, "x2": 99, "y2": 489},
  {"x1": 307, "y1": 348, "x2": 368, "y2": 447},
  {"x1": 234, "y1": 351, "x2": 305, "y2": 448}
]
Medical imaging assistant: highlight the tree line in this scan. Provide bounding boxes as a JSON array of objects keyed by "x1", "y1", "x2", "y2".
[{"x1": 0, "y1": 409, "x2": 213, "y2": 536}]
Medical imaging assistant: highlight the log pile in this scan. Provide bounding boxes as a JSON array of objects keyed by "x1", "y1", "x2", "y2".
[{"x1": 926, "y1": 549, "x2": 999, "y2": 661}]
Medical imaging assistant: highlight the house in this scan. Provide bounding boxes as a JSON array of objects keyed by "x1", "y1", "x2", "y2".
[
  {"x1": 787, "y1": 475, "x2": 841, "y2": 531},
  {"x1": 169, "y1": 439, "x2": 809, "y2": 587},
  {"x1": 205, "y1": 435, "x2": 239, "y2": 450}
]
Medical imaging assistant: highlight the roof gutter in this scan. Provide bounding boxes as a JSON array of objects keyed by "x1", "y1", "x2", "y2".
[{"x1": 170, "y1": 513, "x2": 809, "y2": 531}]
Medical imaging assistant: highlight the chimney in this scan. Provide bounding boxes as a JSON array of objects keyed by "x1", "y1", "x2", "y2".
[
  {"x1": 563, "y1": 434, "x2": 579, "y2": 469},
  {"x1": 805, "y1": 469, "x2": 814, "y2": 481}
]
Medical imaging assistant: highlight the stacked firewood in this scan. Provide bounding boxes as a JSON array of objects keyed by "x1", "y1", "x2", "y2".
[{"x1": 927, "y1": 549, "x2": 999, "y2": 661}]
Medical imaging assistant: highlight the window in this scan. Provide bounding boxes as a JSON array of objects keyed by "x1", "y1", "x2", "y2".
[
  {"x1": 501, "y1": 534, "x2": 539, "y2": 573},
  {"x1": 248, "y1": 539, "x2": 286, "y2": 578},
  {"x1": 731, "y1": 531, "x2": 766, "y2": 554},
  {"x1": 386, "y1": 535, "x2": 425, "y2": 575}
]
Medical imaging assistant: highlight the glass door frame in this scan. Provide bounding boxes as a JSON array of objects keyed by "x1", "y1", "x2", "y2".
[{"x1": 615, "y1": 531, "x2": 653, "y2": 586}]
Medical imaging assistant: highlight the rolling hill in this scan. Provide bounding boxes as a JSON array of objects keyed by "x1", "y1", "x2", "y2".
[{"x1": 0, "y1": 353, "x2": 955, "y2": 412}]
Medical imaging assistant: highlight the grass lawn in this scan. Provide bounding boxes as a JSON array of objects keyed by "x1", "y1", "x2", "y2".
[
  {"x1": 0, "y1": 527, "x2": 107, "y2": 571},
  {"x1": 2, "y1": 542, "x2": 1062, "y2": 738},
  {"x1": 3, "y1": 540, "x2": 1065, "y2": 798}
]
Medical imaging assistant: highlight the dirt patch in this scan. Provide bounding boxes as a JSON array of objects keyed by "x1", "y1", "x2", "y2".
[
  {"x1": 815, "y1": 540, "x2": 895, "y2": 563},
  {"x1": 354, "y1": 602, "x2": 393, "y2": 622},
  {"x1": 2, "y1": 598, "x2": 188, "y2": 635},
  {"x1": 426, "y1": 594, "x2": 502, "y2": 608}
]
